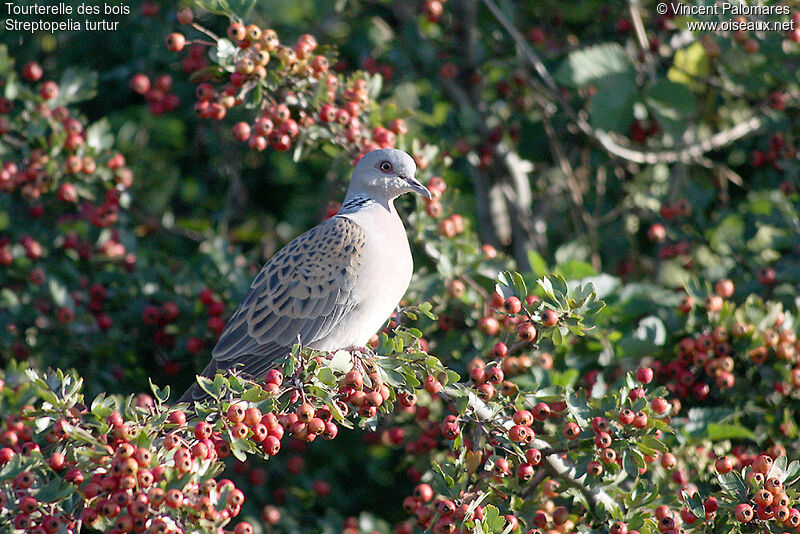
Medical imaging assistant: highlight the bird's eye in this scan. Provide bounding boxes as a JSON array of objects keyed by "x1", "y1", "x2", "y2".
[{"x1": 379, "y1": 161, "x2": 393, "y2": 173}]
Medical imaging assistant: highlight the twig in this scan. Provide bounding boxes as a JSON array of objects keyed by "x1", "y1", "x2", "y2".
[
  {"x1": 480, "y1": 0, "x2": 767, "y2": 165},
  {"x1": 628, "y1": 0, "x2": 650, "y2": 52},
  {"x1": 442, "y1": 385, "x2": 617, "y2": 514},
  {"x1": 191, "y1": 22, "x2": 219, "y2": 42},
  {"x1": 521, "y1": 466, "x2": 547, "y2": 499},
  {"x1": 479, "y1": 0, "x2": 558, "y2": 92},
  {"x1": 1, "y1": 133, "x2": 27, "y2": 149}
]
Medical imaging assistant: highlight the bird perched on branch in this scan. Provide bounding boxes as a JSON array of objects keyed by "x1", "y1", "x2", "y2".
[{"x1": 179, "y1": 148, "x2": 431, "y2": 403}]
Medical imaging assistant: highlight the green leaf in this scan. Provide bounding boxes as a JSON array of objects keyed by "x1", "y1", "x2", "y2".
[
  {"x1": 481, "y1": 504, "x2": 505, "y2": 533},
  {"x1": 772, "y1": 455, "x2": 788, "y2": 479},
  {"x1": 227, "y1": 0, "x2": 257, "y2": 20},
  {"x1": 194, "y1": 0, "x2": 230, "y2": 16},
  {"x1": 317, "y1": 367, "x2": 337, "y2": 387},
  {"x1": 211, "y1": 39, "x2": 238, "y2": 69},
  {"x1": 241, "y1": 386, "x2": 269, "y2": 402},
  {"x1": 149, "y1": 379, "x2": 170, "y2": 404},
  {"x1": 718, "y1": 471, "x2": 747, "y2": 499},
  {"x1": 418, "y1": 301, "x2": 437, "y2": 320},
  {"x1": 705, "y1": 423, "x2": 756, "y2": 441},
  {"x1": 589, "y1": 76, "x2": 637, "y2": 133},
  {"x1": 0, "y1": 44, "x2": 12, "y2": 76},
  {"x1": 527, "y1": 250, "x2": 548, "y2": 277},
  {"x1": 196, "y1": 376, "x2": 218, "y2": 398},
  {"x1": 623, "y1": 450, "x2": 640, "y2": 479},
  {"x1": 554, "y1": 43, "x2": 634, "y2": 87},
  {"x1": 47, "y1": 277, "x2": 69, "y2": 308},
  {"x1": 668, "y1": 41, "x2": 711, "y2": 89},
  {"x1": 56, "y1": 68, "x2": 97, "y2": 105},
  {"x1": 645, "y1": 79, "x2": 696, "y2": 140},
  {"x1": 86, "y1": 119, "x2": 115, "y2": 152},
  {"x1": 783, "y1": 460, "x2": 800, "y2": 486},
  {"x1": 639, "y1": 435, "x2": 668, "y2": 453},
  {"x1": 328, "y1": 350, "x2": 352, "y2": 373}
]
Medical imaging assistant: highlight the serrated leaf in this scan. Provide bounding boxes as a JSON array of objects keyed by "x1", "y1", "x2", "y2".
[
  {"x1": 56, "y1": 68, "x2": 97, "y2": 105},
  {"x1": 639, "y1": 435, "x2": 668, "y2": 453},
  {"x1": 783, "y1": 460, "x2": 800, "y2": 486},
  {"x1": 317, "y1": 367, "x2": 336, "y2": 387},
  {"x1": 196, "y1": 376, "x2": 217, "y2": 397},
  {"x1": 241, "y1": 385, "x2": 269, "y2": 402},
  {"x1": 718, "y1": 471, "x2": 748, "y2": 499}
]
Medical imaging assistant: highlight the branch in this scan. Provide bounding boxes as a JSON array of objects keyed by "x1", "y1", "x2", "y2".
[
  {"x1": 480, "y1": 0, "x2": 767, "y2": 165},
  {"x1": 443, "y1": 386, "x2": 617, "y2": 514},
  {"x1": 591, "y1": 116, "x2": 764, "y2": 164}
]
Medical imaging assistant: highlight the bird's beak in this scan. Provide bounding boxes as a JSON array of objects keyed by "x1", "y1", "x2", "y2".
[{"x1": 403, "y1": 175, "x2": 432, "y2": 199}]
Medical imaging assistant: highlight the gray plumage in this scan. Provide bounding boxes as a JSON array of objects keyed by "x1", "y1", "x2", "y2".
[{"x1": 179, "y1": 149, "x2": 431, "y2": 403}]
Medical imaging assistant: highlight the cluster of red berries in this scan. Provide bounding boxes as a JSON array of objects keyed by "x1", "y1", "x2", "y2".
[
  {"x1": 0, "y1": 391, "x2": 255, "y2": 534},
  {"x1": 402, "y1": 483, "x2": 485, "y2": 533},
  {"x1": 0, "y1": 61, "x2": 134, "y2": 278},
  {"x1": 493, "y1": 74, "x2": 536, "y2": 120},
  {"x1": 361, "y1": 56, "x2": 395, "y2": 80},
  {"x1": 644, "y1": 200, "x2": 693, "y2": 261},
  {"x1": 422, "y1": 176, "x2": 469, "y2": 239},
  {"x1": 721, "y1": 453, "x2": 799, "y2": 527},
  {"x1": 751, "y1": 132, "x2": 797, "y2": 180},
  {"x1": 472, "y1": 292, "x2": 547, "y2": 348},
  {"x1": 141, "y1": 300, "x2": 183, "y2": 350},
  {"x1": 129, "y1": 73, "x2": 181, "y2": 115},
  {"x1": 656, "y1": 281, "x2": 799, "y2": 400},
  {"x1": 336, "y1": 366, "x2": 401, "y2": 420},
  {"x1": 466, "y1": 357, "x2": 522, "y2": 400},
  {"x1": 165, "y1": 12, "x2": 433, "y2": 163}
]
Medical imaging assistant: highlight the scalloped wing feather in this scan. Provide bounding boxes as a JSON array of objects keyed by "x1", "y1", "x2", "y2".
[{"x1": 209, "y1": 216, "x2": 366, "y2": 376}]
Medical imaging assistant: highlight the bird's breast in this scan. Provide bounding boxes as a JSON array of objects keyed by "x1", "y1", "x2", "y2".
[{"x1": 321, "y1": 207, "x2": 413, "y2": 347}]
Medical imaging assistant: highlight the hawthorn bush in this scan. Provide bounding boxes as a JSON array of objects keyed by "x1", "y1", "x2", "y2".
[{"x1": 2, "y1": 1, "x2": 800, "y2": 533}]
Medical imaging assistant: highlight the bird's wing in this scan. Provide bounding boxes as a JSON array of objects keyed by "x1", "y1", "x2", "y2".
[{"x1": 210, "y1": 216, "x2": 366, "y2": 379}]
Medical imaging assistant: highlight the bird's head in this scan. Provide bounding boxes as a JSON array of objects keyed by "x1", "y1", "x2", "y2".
[{"x1": 346, "y1": 148, "x2": 431, "y2": 203}]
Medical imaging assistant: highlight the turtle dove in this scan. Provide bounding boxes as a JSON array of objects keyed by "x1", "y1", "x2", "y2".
[{"x1": 179, "y1": 148, "x2": 430, "y2": 402}]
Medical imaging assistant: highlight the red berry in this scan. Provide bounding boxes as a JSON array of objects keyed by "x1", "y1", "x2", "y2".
[
  {"x1": 635, "y1": 367, "x2": 654, "y2": 384},
  {"x1": 714, "y1": 279, "x2": 734, "y2": 298},
  {"x1": 23, "y1": 62, "x2": 43, "y2": 82},
  {"x1": 525, "y1": 448, "x2": 542, "y2": 465},
  {"x1": 176, "y1": 7, "x2": 193, "y2": 24},
  {"x1": 518, "y1": 322, "x2": 537, "y2": 342},
  {"x1": 563, "y1": 422, "x2": 580, "y2": 440},
  {"x1": 130, "y1": 73, "x2": 150, "y2": 95},
  {"x1": 660, "y1": 452, "x2": 676, "y2": 470},
  {"x1": 232, "y1": 122, "x2": 251, "y2": 142},
  {"x1": 651, "y1": 397, "x2": 669, "y2": 414},
  {"x1": 714, "y1": 455, "x2": 733, "y2": 474},
  {"x1": 40, "y1": 81, "x2": 59, "y2": 100},
  {"x1": 735, "y1": 503, "x2": 753, "y2": 522},
  {"x1": 477, "y1": 316, "x2": 499, "y2": 336},
  {"x1": 413, "y1": 483, "x2": 434, "y2": 502},
  {"x1": 504, "y1": 296, "x2": 522, "y2": 314},
  {"x1": 540, "y1": 309, "x2": 559, "y2": 327},
  {"x1": 532, "y1": 402, "x2": 551, "y2": 421},
  {"x1": 58, "y1": 183, "x2": 78, "y2": 203},
  {"x1": 165, "y1": 33, "x2": 186, "y2": 52},
  {"x1": 618, "y1": 409, "x2": 634, "y2": 425},
  {"x1": 632, "y1": 411, "x2": 648, "y2": 428}
]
